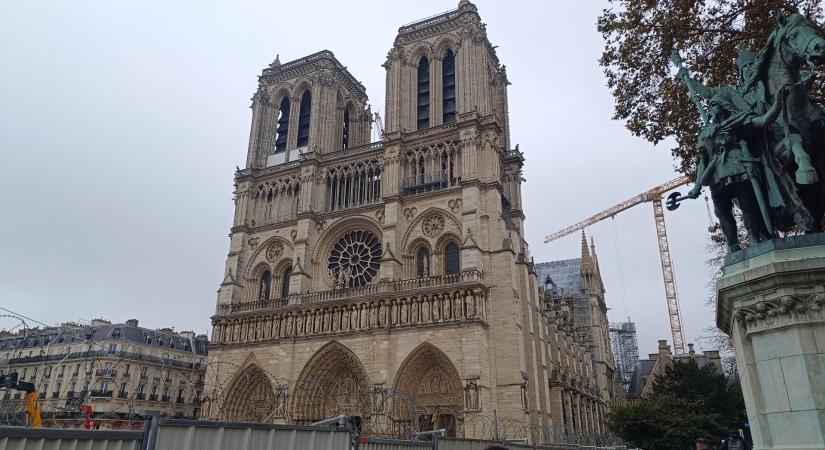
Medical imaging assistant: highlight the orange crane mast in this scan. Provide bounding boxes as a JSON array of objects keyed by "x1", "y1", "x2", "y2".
[{"x1": 544, "y1": 176, "x2": 690, "y2": 354}]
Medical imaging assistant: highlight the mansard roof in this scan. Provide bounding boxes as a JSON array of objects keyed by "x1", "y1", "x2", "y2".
[
  {"x1": 259, "y1": 50, "x2": 367, "y2": 99},
  {"x1": 535, "y1": 259, "x2": 583, "y2": 294}
]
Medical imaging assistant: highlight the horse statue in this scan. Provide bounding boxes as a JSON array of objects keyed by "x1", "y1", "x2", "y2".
[
  {"x1": 742, "y1": 11, "x2": 825, "y2": 228},
  {"x1": 673, "y1": 11, "x2": 825, "y2": 251}
]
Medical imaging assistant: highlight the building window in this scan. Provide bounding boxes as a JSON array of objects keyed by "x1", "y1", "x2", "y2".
[
  {"x1": 445, "y1": 242, "x2": 460, "y2": 275},
  {"x1": 297, "y1": 90, "x2": 311, "y2": 148},
  {"x1": 259, "y1": 270, "x2": 272, "y2": 301},
  {"x1": 416, "y1": 247, "x2": 430, "y2": 279},
  {"x1": 100, "y1": 381, "x2": 109, "y2": 392},
  {"x1": 341, "y1": 107, "x2": 350, "y2": 150},
  {"x1": 327, "y1": 230, "x2": 382, "y2": 288},
  {"x1": 442, "y1": 50, "x2": 456, "y2": 123},
  {"x1": 417, "y1": 56, "x2": 430, "y2": 130},
  {"x1": 274, "y1": 97, "x2": 290, "y2": 154},
  {"x1": 281, "y1": 266, "x2": 292, "y2": 298},
  {"x1": 53, "y1": 383, "x2": 61, "y2": 398}
]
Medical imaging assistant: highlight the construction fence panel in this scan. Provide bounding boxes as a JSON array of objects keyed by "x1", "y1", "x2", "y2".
[
  {"x1": 151, "y1": 419, "x2": 352, "y2": 450},
  {"x1": 0, "y1": 426, "x2": 144, "y2": 450},
  {"x1": 438, "y1": 439, "x2": 627, "y2": 450},
  {"x1": 360, "y1": 438, "x2": 435, "y2": 450}
]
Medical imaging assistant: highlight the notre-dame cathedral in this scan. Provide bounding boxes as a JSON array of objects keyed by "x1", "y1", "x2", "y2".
[{"x1": 205, "y1": 0, "x2": 615, "y2": 441}]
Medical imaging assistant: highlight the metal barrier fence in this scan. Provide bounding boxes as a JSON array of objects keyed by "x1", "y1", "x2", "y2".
[
  {"x1": 0, "y1": 426, "x2": 144, "y2": 450},
  {"x1": 438, "y1": 439, "x2": 627, "y2": 450},
  {"x1": 360, "y1": 438, "x2": 436, "y2": 450},
  {"x1": 0, "y1": 422, "x2": 626, "y2": 450},
  {"x1": 151, "y1": 418, "x2": 352, "y2": 450}
]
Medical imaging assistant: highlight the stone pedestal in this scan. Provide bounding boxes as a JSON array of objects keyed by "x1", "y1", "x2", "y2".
[{"x1": 717, "y1": 235, "x2": 825, "y2": 450}]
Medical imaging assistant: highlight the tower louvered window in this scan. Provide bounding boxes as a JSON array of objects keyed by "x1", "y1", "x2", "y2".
[
  {"x1": 342, "y1": 108, "x2": 350, "y2": 150},
  {"x1": 416, "y1": 247, "x2": 430, "y2": 278},
  {"x1": 442, "y1": 50, "x2": 456, "y2": 123},
  {"x1": 417, "y1": 57, "x2": 430, "y2": 130},
  {"x1": 281, "y1": 266, "x2": 292, "y2": 297},
  {"x1": 297, "y1": 91, "x2": 311, "y2": 147},
  {"x1": 274, "y1": 98, "x2": 290, "y2": 154},
  {"x1": 444, "y1": 242, "x2": 460, "y2": 274}
]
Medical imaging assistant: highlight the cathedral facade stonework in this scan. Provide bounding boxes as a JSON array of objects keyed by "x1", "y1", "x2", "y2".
[{"x1": 205, "y1": 1, "x2": 612, "y2": 440}]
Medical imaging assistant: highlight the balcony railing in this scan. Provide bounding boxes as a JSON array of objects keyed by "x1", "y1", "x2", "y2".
[
  {"x1": 149, "y1": 394, "x2": 158, "y2": 401},
  {"x1": 216, "y1": 270, "x2": 483, "y2": 315},
  {"x1": 117, "y1": 392, "x2": 128, "y2": 399},
  {"x1": 176, "y1": 398, "x2": 185, "y2": 404},
  {"x1": 161, "y1": 395, "x2": 171, "y2": 402},
  {"x1": 90, "y1": 390, "x2": 112, "y2": 398},
  {"x1": 51, "y1": 392, "x2": 60, "y2": 399},
  {"x1": 402, "y1": 171, "x2": 452, "y2": 195},
  {"x1": 135, "y1": 393, "x2": 146, "y2": 400},
  {"x1": 7, "y1": 350, "x2": 202, "y2": 370},
  {"x1": 95, "y1": 369, "x2": 117, "y2": 378}
]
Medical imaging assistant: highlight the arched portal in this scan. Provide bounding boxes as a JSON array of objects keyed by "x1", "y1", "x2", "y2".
[
  {"x1": 393, "y1": 342, "x2": 463, "y2": 435},
  {"x1": 291, "y1": 341, "x2": 371, "y2": 424},
  {"x1": 219, "y1": 363, "x2": 277, "y2": 422}
]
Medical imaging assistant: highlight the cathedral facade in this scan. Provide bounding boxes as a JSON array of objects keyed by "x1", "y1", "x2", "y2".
[{"x1": 205, "y1": 1, "x2": 611, "y2": 441}]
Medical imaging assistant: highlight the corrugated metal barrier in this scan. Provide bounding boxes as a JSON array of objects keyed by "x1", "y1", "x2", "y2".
[
  {"x1": 151, "y1": 419, "x2": 352, "y2": 450},
  {"x1": 438, "y1": 439, "x2": 627, "y2": 450},
  {"x1": 360, "y1": 438, "x2": 435, "y2": 450},
  {"x1": 0, "y1": 426, "x2": 144, "y2": 450}
]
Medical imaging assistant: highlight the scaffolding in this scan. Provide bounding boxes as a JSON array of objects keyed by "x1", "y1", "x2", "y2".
[{"x1": 609, "y1": 321, "x2": 639, "y2": 391}]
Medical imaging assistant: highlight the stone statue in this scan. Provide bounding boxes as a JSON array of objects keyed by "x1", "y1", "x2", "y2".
[{"x1": 671, "y1": 11, "x2": 825, "y2": 251}]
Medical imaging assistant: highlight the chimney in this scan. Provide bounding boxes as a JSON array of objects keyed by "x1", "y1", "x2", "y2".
[
  {"x1": 704, "y1": 350, "x2": 723, "y2": 372},
  {"x1": 648, "y1": 353, "x2": 659, "y2": 361},
  {"x1": 126, "y1": 319, "x2": 139, "y2": 327},
  {"x1": 688, "y1": 343, "x2": 695, "y2": 356},
  {"x1": 90, "y1": 318, "x2": 111, "y2": 327}
]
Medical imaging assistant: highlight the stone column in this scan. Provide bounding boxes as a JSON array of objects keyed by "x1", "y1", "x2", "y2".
[{"x1": 717, "y1": 235, "x2": 825, "y2": 450}]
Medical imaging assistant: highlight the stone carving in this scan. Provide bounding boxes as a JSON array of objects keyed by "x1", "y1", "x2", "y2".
[
  {"x1": 464, "y1": 381, "x2": 481, "y2": 411},
  {"x1": 734, "y1": 293, "x2": 825, "y2": 330},
  {"x1": 266, "y1": 241, "x2": 284, "y2": 262},
  {"x1": 248, "y1": 237, "x2": 260, "y2": 250},
  {"x1": 290, "y1": 229, "x2": 297, "y2": 242},
  {"x1": 448, "y1": 198, "x2": 463, "y2": 214},
  {"x1": 403, "y1": 207, "x2": 418, "y2": 222},
  {"x1": 315, "y1": 220, "x2": 327, "y2": 233},
  {"x1": 375, "y1": 209, "x2": 385, "y2": 224},
  {"x1": 670, "y1": 13, "x2": 825, "y2": 252},
  {"x1": 422, "y1": 214, "x2": 446, "y2": 238}
]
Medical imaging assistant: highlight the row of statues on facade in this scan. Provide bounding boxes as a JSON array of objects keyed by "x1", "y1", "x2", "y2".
[{"x1": 672, "y1": 12, "x2": 825, "y2": 252}]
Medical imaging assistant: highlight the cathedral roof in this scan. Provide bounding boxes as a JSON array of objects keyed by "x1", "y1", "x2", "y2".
[{"x1": 535, "y1": 259, "x2": 583, "y2": 294}]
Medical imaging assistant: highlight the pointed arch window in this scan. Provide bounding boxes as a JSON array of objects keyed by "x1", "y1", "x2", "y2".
[
  {"x1": 297, "y1": 91, "x2": 312, "y2": 147},
  {"x1": 259, "y1": 270, "x2": 271, "y2": 301},
  {"x1": 275, "y1": 98, "x2": 290, "y2": 154},
  {"x1": 416, "y1": 247, "x2": 430, "y2": 279},
  {"x1": 341, "y1": 107, "x2": 350, "y2": 150},
  {"x1": 281, "y1": 266, "x2": 292, "y2": 298},
  {"x1": 444, "y1": 242, "x2": 460, "y2": 275},
  {"x1": 417, "y1": 57, "x2": 430, "y2": 130},
  {"x1": 442, "y1": 50, "x2": 456, "y2": 123}
]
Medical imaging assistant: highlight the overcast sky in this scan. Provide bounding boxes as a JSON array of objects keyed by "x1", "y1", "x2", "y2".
[{"x1": 0, "y1": 0, "x2": 716, "y2": 356}]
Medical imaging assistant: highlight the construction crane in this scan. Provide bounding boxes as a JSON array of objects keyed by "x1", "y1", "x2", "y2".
[{"x1": 544, "y1": 176, "x2": 690, "y2": 354}]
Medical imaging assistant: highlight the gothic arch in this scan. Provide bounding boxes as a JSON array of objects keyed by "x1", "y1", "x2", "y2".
[
  {"x1": 393, "y1": 342, "x2": 463, "y2": 434},
  {"x1": 400, "y1": 207, "x2": 462, "y2": 257},
  {"x1": 219, "y1": 361, "x2": 277, "y2": 422},
  {"x1": 408, "y1": 44, "x2": 434, "y2": 67},
  {"x1": 269, "y1": 86, "x2": 292, "y2": 106},
  {"x1": 434, "y1": 37, "x2": 459, "y2": 59},
  {"x1": 292, "y1": 78, "x2": 313, "y2": 99},
  {"x1": 244, "y1": 236, "x2": 294, "y2": 279},
  {"x1": 291, "y1": 341, "x2": 371, "y2": 423}
]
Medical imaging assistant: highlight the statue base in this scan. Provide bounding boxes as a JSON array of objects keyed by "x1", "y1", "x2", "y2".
[{"x1": 717, "y1": 234, "x2": 825, "y2": 450}]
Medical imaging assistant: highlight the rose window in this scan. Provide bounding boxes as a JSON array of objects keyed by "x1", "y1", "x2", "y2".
[{"x1": 328, "y1": 230, "x2": 381, "y2": 288}]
